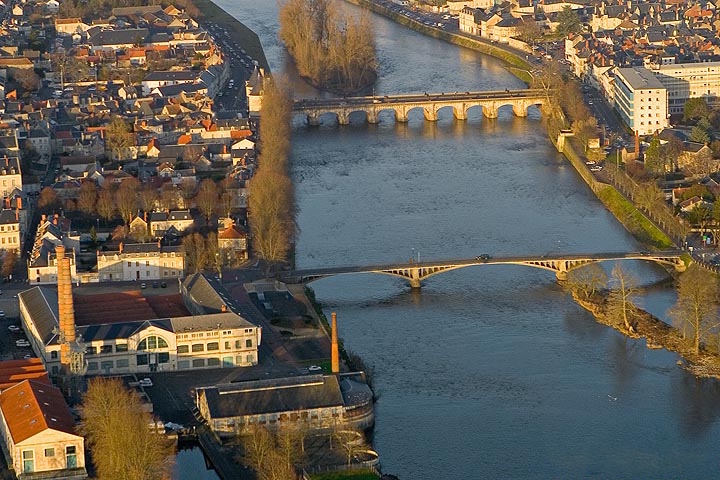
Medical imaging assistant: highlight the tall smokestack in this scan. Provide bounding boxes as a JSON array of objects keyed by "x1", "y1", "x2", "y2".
[
  {"x1": 56, "y1": 245, "x2": 76, "y2": 369},
  {"x1": 331, "y1": 312, "x2": 339, "y2": 374}
]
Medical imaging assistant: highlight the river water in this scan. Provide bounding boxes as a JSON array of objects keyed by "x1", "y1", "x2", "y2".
[{"x1": 217, "y1": 1, "x2": 720, "y2": 478}]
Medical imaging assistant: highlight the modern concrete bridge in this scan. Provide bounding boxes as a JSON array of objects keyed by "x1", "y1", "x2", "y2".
[
  {"x1": 282, "y1": 251, "x2": 686, "y2": 289},
  {"x1": 292, "y1": 89, "x2": 547, "y2": 126}
]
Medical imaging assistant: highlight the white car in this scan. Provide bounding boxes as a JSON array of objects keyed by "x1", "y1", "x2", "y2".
[
  {"x1": 138, "y1": 378, "x2": 153, "y2": 387},
  {"x1": 307, "y1": 365, "x2": 322, "y2": 372},
  {"x1": 8, "y1": 325, "x2": 20, "y2": 332},
  {"x1": 0, "y1": 310, "x2": 5, "y2": 317},
  {"x1": 15, "y1": 340, "x2": 30, "y2": 347}
]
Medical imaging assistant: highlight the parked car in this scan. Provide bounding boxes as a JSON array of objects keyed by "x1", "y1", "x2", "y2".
[
  {"x1": 140, "y1": 283, "x2": 147, "y2": 289},
  {"x1": 308, "y1": 365, "x2": 322, "y2": 372},
  {"x1": 138, "y1": 378, "x2": 153, "y2": 387},
  {"x1": 0, "y1": 310, "x2": 5, "y2": 317},
  {"x1": 160, "y1": 282, "x2": 167, "y2": 288},
  {"x1": 15, "y1": 340, "x2": 30, "y2": 347},
  {"x1": 8, "y1": 325, "x2": 20, "y2": 332}
]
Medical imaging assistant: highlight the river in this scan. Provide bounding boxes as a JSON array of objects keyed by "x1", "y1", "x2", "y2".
[{"x1": 216, "y1": 1, "x2": 720, "y2": 478}]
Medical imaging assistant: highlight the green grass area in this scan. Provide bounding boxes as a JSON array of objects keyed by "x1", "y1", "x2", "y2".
[
  {"x1": 596, "y1": 186, "x2": 675, "y2": 249},
  {"x1": 309, "y1": 470, "x2": 379, "y2": 480},
  {"x1": 190, "y1": 0, "x2": 270, "y2": 72}
]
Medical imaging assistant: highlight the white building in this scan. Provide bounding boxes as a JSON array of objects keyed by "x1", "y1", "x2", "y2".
[
  {"x1": 649, "y1": 62, "x2": 720, "y2": 116},
  {"x1": 613, "y1": 67, "x2": 669, "y2": 136},
  {"x1": 96, "y1": 242, "x2": 185, "y2": 282}
]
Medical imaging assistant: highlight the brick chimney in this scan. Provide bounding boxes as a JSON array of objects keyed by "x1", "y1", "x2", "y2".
[
  {"x1": 119, "y1": 242, "x2": 123, "y2": 254},
  {"x1": 41, "y1": 213, "x2": 46, "y2": 223},
  {"x1": 331, "y1": 312, "x2": 339, "y2": 374},
  {"x1": 221, "y1": 304, "x2": 227, "y2": 313},
  {"x1": 56, "y1": 245, "x2": 76, "y2": 369},
  {"x1": 16, "y1": 197, "x2": 21, "y2": 210}
]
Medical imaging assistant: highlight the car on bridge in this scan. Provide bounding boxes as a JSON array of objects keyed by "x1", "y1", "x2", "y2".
[{"x1": 476, "y1": 254, "x2": 491, "y2": 261}]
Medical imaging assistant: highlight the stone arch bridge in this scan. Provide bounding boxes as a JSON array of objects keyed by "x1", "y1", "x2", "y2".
[
  {"x1": 292, "y1": 89, "x2": 547, "y2": 126},
  {"x1": 281, "y1": 251, "x2": 686, "y2": 289}
]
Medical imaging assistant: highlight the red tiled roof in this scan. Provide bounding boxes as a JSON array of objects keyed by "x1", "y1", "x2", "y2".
[{"x1": 0, "y1": 380, "x2": 76, "y2": 444}]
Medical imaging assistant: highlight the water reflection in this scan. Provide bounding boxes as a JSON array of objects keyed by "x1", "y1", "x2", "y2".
[
  {"x1": 173, "y1": 446, "x2": 219, "y2": 480},
  {"x1": 671, "y1": 373, "x2": 720, "y2": 438}
]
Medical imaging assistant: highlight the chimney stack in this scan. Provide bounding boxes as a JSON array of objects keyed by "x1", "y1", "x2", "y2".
[
  {"x1": 56, "y1": 245, "x2": 76, "y2": 369},
  {"x1": 16, "y1": 197, "x2": 21, "y2": 210},
  {"x1": 331, "y1": 312, "x2": 339, "y2": 374},
  {"x1": 221, "y1": 304, "x2": 227, "y2": 313}
]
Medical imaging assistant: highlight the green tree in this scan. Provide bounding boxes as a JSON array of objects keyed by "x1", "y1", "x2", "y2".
[
  {"x1": 683, "y1": 98, "x2": 710, "y2": 123},
  {"x1": 670, "y1": 264, "x2": 718, "y2": 354},
  {"x1": 690, "y1": 125, "x2": 710, "y2": 145},
  {"x1": 79, "y1": 378, "x2": 174, "y2": 480},
  {"x1": 644, "y1": 137, "x2": 663, "y2": 174},
  {"x1": 555, "y1": 6, "x2": 582, "y2": 37},
  {"x1": 105, "y1": 115, "x2": 133, "y2": 160}
]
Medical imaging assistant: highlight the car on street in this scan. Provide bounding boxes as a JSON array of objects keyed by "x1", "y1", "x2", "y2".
[
  {"x1": 475, "y1": 254, "x2": 491, "y2": 261},
  {"x1": 138, "y1": 378, "x2": 153, "y2": 387},
  {"x1": 0, "y1": 310, "x2": 5, "y2": 317},
  {"x1": 15, "y1": 340, "x2": 30, "y2": 347},
  {"x1": 8, "y1": 325, "x2": 20, "y2": 332},
  {"x1": 160, "y1": 282, "x2": 167, "y2": 288},
  {"x1": 308, "y1": 365, "x2": 322, "y2": 372},
  {"x1": 140, "y1": 283, "x2": 147, "y2": 289}
]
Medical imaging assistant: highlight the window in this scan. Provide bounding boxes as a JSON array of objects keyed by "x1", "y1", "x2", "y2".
[
  {"x1": 207, "y1": 342, "x2": 219, "y2": 351},
  {"x1": 225, "y1": 341, "x2": 230, "y2": 350},
  {"x1": 51, "y1": 351, "x2": 58, "y2": 360},
  {"x1": 192, "y1": 359, "x2": 205, "y2": 368},
  {"x1": 101, "y1": 360, "x2": 113, "y2": 370},
  {"x1": 127, "y1": 262, "x2": 131, "y2": 267},
  {"x1": 191, "y1": 344, "x2": 204, "y2": 352},
  {"x1": 87, "y1": 362, "x2": 98, "y2": 371},
  {"x1": 246, "y1": 339, "x2": 252, "y2": 348},
  {"x1": 138, "y1": 336, "x2": 168, "y2": 350},
  {"x1": 207, "y1": 357, "x2": 220, "y2": 367},
  {"x1": 158, "y1": 352, "x2": 169, "y2": 364},
  {"x1": 44, "y1": 448, "x2": 55, "y2": 457},
  {"x1": 116, "y1": 359, "x2": 129, "y2": 368},
  {"x1": 136, "y1": 354, "x2": 149, "y2": 366},
  {"x1": 86, "y1": 346, "x2": 97, "y2": 355},
  {"x1": 66, "y1": 446, "x2": 77, "y2": 469},
  {"x1": 246, "y1": 354, "x2": 253, "y2": 364},
  {"x1": 116, "y1": 344, "x2": 128, "y2": 352},
  {"x1": 100, "y1": 345, "x2": 113, "y2": 354},
  {"x1": 235, "y1": 340, "x2": 241, "y2": 349},
  {"x1": 177, "y1": 345, "x2": 189, "y2": 354},
  {"x1": 178, "y1": 360, "x2": 190, "y2": 370},
  {"x1": 22, "y1": 450, "x2": 33, "y2": 473}
]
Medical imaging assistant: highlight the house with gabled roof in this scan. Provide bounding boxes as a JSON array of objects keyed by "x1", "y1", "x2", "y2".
[{"x1": 0, "y1": 379, "x2": 87, "y2": 479}]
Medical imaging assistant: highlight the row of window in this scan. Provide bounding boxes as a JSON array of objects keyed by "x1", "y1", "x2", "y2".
[
  {"x1": 177, "y1": 354, "x2": 253, "y2": 369},
  {"x1": 178, "y1": 329, "x2": 253, "y2": 340},
  {"x1": 0, "y1": 235, "x2": 18, "y2": 244},
  {"x1": 177, "y1": 339, "x2": 252, "y2": 354},
  {"x1": 0, "y1": 225, "x2": 17, "y2": 231},
  {"x1": 22, "y1": 446, "x2": 77, "y2": 473}
]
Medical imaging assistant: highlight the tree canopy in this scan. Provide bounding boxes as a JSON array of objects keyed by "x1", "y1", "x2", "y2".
[{"x1": 555, "y1": 6, "x2": 582, "y2": 37}]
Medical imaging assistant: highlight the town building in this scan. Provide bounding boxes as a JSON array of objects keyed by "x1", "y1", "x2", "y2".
[
  {"x1": 0, "y1": 209, "x2": 20, "y2": 251},
  {"x1": 96, "y1": 242, "x2": 185, "y2": 282},
  {"x1": 195, "y1": 373, "x2": 374, "y2": 437},
  {"x1": 649, "y1": 61, "x2": 720, "y2": 115},
  {"x1": 18, "y1": 250, "x2": 261, "y2": 377},
  {"x1": 613, "y1": 67, "x2": 669, "y2": 136},
  {"x1": 27, "y1": 216, "x2": 78, "y2": 285},
  {"x1": 0, "y1": 379, "x2": 87, "y2": 479}
]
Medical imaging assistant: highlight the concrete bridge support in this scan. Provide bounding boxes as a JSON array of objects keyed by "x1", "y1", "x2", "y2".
[
  {"x1": 409, "y1": 269, "x2": 422, "y2": 289},
  {"x1": 482, "y1": 105, "x2": 498, "y2": 119},
  {"x1": 367, "y1": 110, "x2": 379, "y2": 124},
  {"x1": 337, "y1": 111, "x2": 350, "y2": 125},
  {"x1": 454, "y1": 106, "x2": 467, "y2": 121},
  {"x1": 423, "y1": 108, "x2": 438, "y2": 121},
  {"x1": 512, "y1": 104, "x2": 528, "y2": 117},
  {"x1": 307, "y1": 114, "x2": 321, "y2": 127},
  {"x1": 395, "y1": 108, "x2": 409, "y2": 123}
]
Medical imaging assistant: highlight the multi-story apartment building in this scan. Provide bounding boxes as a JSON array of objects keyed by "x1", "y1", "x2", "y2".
[{"x1": 613, "y1": 67, "x2": 669, "y2": 136}]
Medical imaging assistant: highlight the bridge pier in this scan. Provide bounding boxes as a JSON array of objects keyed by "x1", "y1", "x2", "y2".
[
  {"x1": 423, "y1": 108, "x2": 438, "y2": 121},
  {"x1": 367, "y1": 110, "x2": 379, "y2": 124},
  {"x1": 409, "y1": 269, "x2": 422, "y2": 289},
  {"x1": 512, "y1": 104, "x2": 528, "y2": 117},
  {"x1": 307, "y1": 114, "x2": 321, "y2": 127},
  {"x1": 453, "y1": 107, "x2": 467, "y2": 121},
  {"x1": 395, "y1": 108, "x2": 408, "y2": 123},
  {"x1": 555, "y1": 270, "x2": 567, "y2": 281},
  {"x1": 482, "y1": 105, "x2": 498, "y2": 119},
  {"x1": 337, "y1": 112, "x2": 350, "y2": 125}
]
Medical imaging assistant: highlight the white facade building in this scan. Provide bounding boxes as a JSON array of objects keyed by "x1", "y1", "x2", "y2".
[
  {"x1": 613, "y1": 67, "x2": 669, "y2": 136},
  {"x1": 650, "y1": 62, "x2": 720, "y2": 115}
]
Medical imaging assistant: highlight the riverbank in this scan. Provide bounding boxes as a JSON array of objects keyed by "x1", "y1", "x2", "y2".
[{"x1": 575, "y1": 292, "x2": 720, "y2": 378}]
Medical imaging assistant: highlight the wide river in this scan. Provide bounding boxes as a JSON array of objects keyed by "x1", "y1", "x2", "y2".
[{"x1": 217, "y1": 1, "x2": 720, "y2": 477}]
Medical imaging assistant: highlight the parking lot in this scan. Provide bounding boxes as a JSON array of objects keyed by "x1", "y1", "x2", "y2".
[{"x1": 0, "y1": 283, "x2": 34, "y2": 361}]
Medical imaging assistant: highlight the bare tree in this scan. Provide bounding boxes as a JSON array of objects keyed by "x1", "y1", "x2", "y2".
[
  {"x1": 566, "y1": 263, "x2": 608, "y2": 300},
  {"x1": 1, "y1": 250, "x2": 18, "y2": 278},
  {"x1": 138, "y1": 185, "x2": 158, "y2": 214},
  {"x1": 38, "y1": 186, "x2": 61, "y2": 214},
  {"x1": 239, "y1": 424, "x2": 276, "y2": 479},
  {"x1": 77, "y1": 181, "x2": 98, "y2": 215},
  {"x1": 194, "y1": 179, "x2": 218, "y2": 223},
  {"x1": 670, "y1": 264, "x2": 719, "y2": 354},
  {"x1": 97, "y1": 188, "x2": 116, "y2": 224},
  {"x1": 249, "y1": 168, "x2": 296, "y2": 263},
  {"x1": 332, "y1": 426, "x2": 365, "y2": 466},
  {"x1": 160, "y1": 185, "x2": 179, "y2": 211},
  {"x1": 115, "y1": 178, "x2": 140, "y2": 225},
  {"x1": 182, "y1": 232, "x2": 209, "y2": 274},
  {"x1": 606, "y1": 263, "x2": 638, "y2": 332},
  {"x1": 12, "y1": 68, "x2": 40, "y2": 92},
  {"x1": 78, "y1": 378, "x2": 174, "y2": 480}
]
